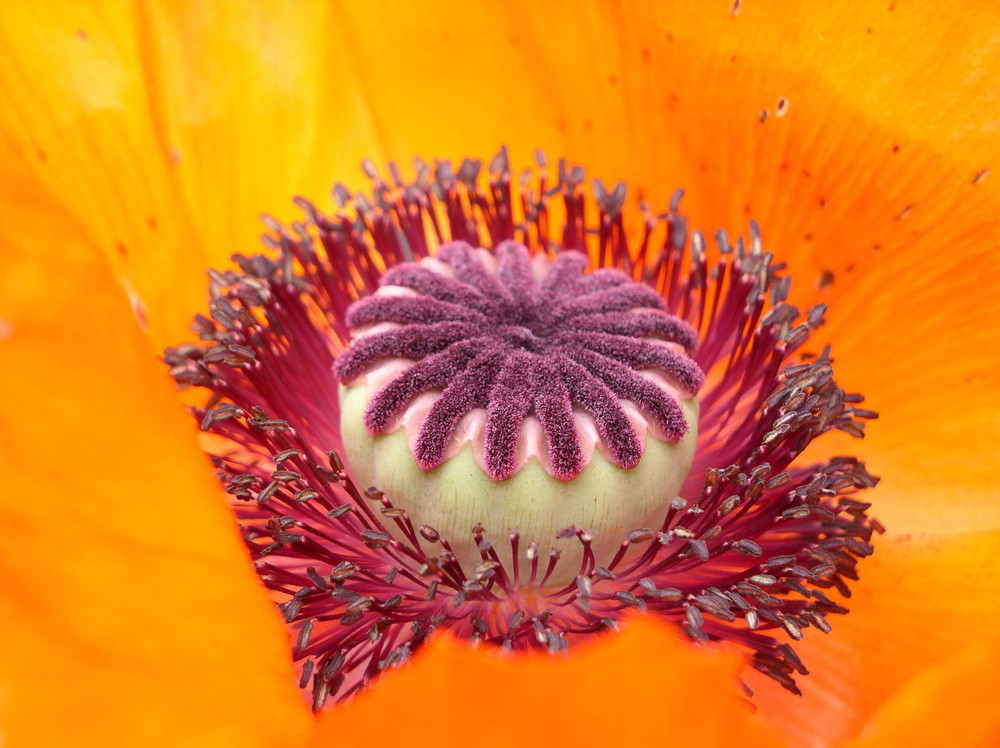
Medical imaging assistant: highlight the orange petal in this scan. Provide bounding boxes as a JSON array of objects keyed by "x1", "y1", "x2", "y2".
[
  {"x1": 847, "y1": 641, "x2": 1000, "y2": 748},
  {"x1": 752, "y1": 531, "x2": 1000, "y2": 747},
  {"x1": 0, "y1": 154, "x2": 97, "y2": 332},
  {"x1": 802, "y1": 218, "x2": 1000, "y2": 535},
  {"x1": 311, "y1": 614, "x2": 779, "y2": 747},
  {"x1": 0, "y1": 248, "x2": 311, "y2": 744}
]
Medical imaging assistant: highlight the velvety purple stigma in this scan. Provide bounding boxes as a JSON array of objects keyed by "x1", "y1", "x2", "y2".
[{"x1": 333, "y1": 241, "x2": 704, "y2": 481}]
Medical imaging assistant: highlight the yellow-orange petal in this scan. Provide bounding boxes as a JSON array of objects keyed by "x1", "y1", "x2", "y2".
[
  {"x1": 310, "y1": 614, "x2": 779, "y2": 747},
  {"x1": 752, "y1": 531, "x2": 1000, "y2": 747},
  {"x1": 6, "y1": 1, "x2": 998, "y2": 356},
  {"x1": 0, "y1": 2, "x2": 202, "y2": 349},
  {"x1": 0, "y1": 1, "x2": 385, "y2": 350},
  {"x1": 133, "y1": 0, "x2": 386, "y2": 307},
  {"x1": 0, "y1": 249, "x2": 311, "y2": 744}
]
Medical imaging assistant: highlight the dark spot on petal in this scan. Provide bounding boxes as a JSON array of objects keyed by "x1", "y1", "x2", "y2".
[{"x1": 132, "y1": 298, "x2": 147, "y2": 329}]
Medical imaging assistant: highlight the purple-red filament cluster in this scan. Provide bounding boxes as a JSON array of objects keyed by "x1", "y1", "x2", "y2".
[
  {"x1": 165, "y1": 149, "x2": 881, "y2": 709},
  {"x1": 334, "y1": 241, "x2": 703, "y2": 480}
]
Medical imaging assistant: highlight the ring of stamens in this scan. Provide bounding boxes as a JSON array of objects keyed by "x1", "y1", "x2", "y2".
[{"x1": 164, "y1": 148, "x2": 881, "y2": 708}]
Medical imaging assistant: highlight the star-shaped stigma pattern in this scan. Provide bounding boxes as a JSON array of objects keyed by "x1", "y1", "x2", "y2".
[{"x1": 333, "y1": 241, "x2": 705, "y2": 480}]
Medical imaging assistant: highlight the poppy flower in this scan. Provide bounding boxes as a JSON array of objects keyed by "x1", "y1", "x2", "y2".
[{"x1": 1, "y1": 3, "x2": 998, "y2": 748}]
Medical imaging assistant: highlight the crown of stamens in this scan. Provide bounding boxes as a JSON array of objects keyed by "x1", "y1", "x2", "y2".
[
  {"x1": 334, "y1": 241, "x2": 704, "y2": 481},
  {"x1": 164, "y1": 149, "x2": 881, "y2": 708}
]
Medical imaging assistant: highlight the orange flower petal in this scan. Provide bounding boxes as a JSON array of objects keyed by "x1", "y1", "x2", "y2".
[
  {"x1": 752, "y1": 531, "x2": 1000, "y2": 747},
  {"x1": 134, "y1": 0, "x2": 386, "y2": 302},
  {"x1": 310, "y1": 614, "x2": 779, "y2": 747},
  {"x1": 0, "y1": 2, "x2": 202, "y2": 348},
  {"x1": 805, "y1": 237, "x2": 1000, "y2": 536},
  {"x1": 0, "y1": 157, "x2": 96, "y2": 332},
  {"x1": 0, "y1": 250, "x2": 311, "y2": 744},
  {"x1": 846, "y1": 641, "x2": 1000, "y2": 748},
  {"x1": 5, "y1": 2, "x2": 997, "y2": 371}
]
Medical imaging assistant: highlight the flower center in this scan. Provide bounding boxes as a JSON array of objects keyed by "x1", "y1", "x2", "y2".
[
  {"x1": 334, "y1": 241, "x2": 703, "y2": 582},
  {"x1": 164, "y1": 148, "x2": 881, "y2": 707}
]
